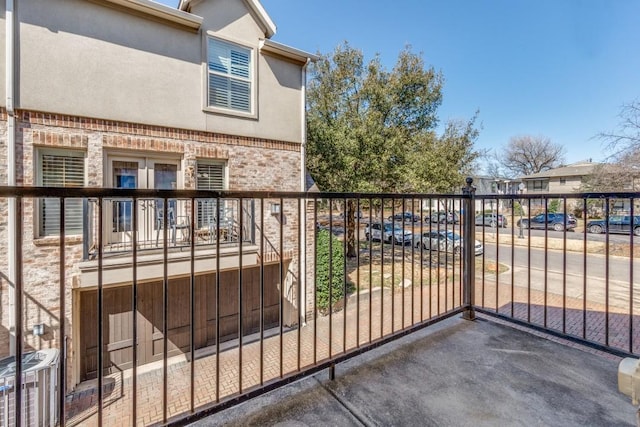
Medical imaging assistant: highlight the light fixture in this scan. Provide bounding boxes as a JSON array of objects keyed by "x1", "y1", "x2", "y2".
[
  {"x1": 33, "y1": 324, "x2": 45, "y2": 336},
  {"x1": 270, "y1": 202, "x2": 281, "y2": 216}
]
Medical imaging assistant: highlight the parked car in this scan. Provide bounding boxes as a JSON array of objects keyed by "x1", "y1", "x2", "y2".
[
  {"x1": 475, "y1": 214, "x2": 508, "y2": 228},
  {"x1": 389, "y1": 211, "x2": 421, "y2": 223},
  {"x1": 516, "y1": 213, "x2": 577, "y2": 231},
  {"x1": 365, "y1": 222, "x2": 413, "y2": 245},
  {"x1": 413, "y1": 230, "x2": 483, "y2": 256},
  {"x1": 428, "y1": 211, "x2": 460, "y2": 224},
  {"x1": 586, "y1": 215, "x2": 640, "y2": 236}
]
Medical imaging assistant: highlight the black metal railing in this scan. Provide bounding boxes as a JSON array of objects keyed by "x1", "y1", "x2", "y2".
[
  {"x1": 83, "y1": 197, "x2": 255, "y2": 259},
  {"x1": 0, "y1": 184, "x2": 638, "y2": 426},
  {"x1": 474, "y1": 190, "x2": 638, "y2": 357}
]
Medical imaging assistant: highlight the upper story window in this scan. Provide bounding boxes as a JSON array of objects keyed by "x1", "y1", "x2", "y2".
[
  {"x1": 207, "y1": 38, "x2": 253, "y2": 114},
  {"x1": 38, "y1": 149, "x2": 86, "y2": 237},
  {"x1": 559, "y1": 178, "x2": 567, "y2": 185},
  {"x1": 532, "y1": 180, "x2": 546, "y2": 191}
]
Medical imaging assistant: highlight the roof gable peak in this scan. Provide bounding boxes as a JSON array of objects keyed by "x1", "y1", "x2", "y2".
[{"x1": 178, "y1": 0, "x2": 276, "y2": 38}]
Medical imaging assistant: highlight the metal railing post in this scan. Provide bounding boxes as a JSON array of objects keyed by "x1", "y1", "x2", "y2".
[{"x1": 462, "y1": 177, "x2": 476, "y2": 321}]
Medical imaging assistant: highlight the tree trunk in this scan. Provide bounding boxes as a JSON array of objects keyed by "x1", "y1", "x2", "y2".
[{"x1": 346, "y1": 199, "x2": 357, "y2": 258}]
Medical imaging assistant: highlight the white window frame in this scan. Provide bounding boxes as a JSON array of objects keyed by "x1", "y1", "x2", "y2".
[
  {"x1": 204, "y1": 35, "x2": 257, "y2": 118},
  {"x1": 104, "y1": 153, "x2": 183, "y2": 244},
  {"x1": 196, "y1": 160, "x2": 227, "y2": 191},
  {"x1": 36, "y1": 148, "x2": 87, "y2": 237}
]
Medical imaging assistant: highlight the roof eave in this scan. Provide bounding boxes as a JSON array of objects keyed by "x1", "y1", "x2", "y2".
[
  {"x1": 100, "y1": 0, "x2": 202, "y2": 31},
  {"x1": 260, "y1": 39, "x2": 318, "y2": 63},
  {"x1": 244, "y1": 0, "x2": 277, "y2": 38}
]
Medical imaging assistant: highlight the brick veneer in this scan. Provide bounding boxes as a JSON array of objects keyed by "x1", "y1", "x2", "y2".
[{"x1": 0, "y1": 109, "x2": 315, "y2": 390}]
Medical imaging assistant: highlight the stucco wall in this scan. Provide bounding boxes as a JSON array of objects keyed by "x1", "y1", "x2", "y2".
[
  {"x1": 12, "y1": 0, "x2": 304, "y2": 142},
  {"x1": 0, "y1": 8, "x2": 5, "y2": 108},
  {"x1": 548, "y1": 177, "x2": 583, "y2": 193}
]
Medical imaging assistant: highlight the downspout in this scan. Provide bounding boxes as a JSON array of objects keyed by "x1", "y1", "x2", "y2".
[
  {"x1": 5, "y1": 0, "x2": 16, "y2": 355},
  {"x1": 299, "y1": 57, "x2": 310, "y2": 326}
]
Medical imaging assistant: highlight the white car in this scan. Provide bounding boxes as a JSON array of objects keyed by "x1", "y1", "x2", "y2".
[
  {"x1": 364, "y1": 222, "x2": 413, "y2": 245},
  {"x1": 413, "y1": 230, "x2": 483, "y2": 256}
]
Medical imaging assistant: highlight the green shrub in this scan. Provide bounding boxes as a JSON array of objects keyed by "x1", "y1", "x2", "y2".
[
  {"x1": 513, "y1": 201, "x2": 524, "y2": 216},
  {"x1": 548, "y1": 199, "x2": 560, "y2": 213},
  {"x1": 315, "y1": 229, "x2": 347, "y2": 312}
]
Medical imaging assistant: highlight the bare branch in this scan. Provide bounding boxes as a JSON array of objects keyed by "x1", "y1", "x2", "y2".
[
  {"x1": 597, "y1": 99, "x2": 640, "y2": 158},
  {"x1": 499, "y1": 135, "x2": 565, "y2": 177}
]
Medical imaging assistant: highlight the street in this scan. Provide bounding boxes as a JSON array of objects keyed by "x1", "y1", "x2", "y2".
[
  {"x1": 477, "y1": 224, "x2": 638, "y2": 245},
  {"x1": 481, "y1": 242, "x2": 640, "y2": 310},
  {"x1": 321, "y1": 212, "x2": 640, "y2": 311}
]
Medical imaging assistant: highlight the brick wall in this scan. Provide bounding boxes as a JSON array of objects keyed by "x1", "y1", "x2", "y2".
[
  {"x1": 0, "y1": 109, "x2": 317, "y2": 389},
  {"x1": 0, "y1": 117, "x2": 9, "y2": 358}
]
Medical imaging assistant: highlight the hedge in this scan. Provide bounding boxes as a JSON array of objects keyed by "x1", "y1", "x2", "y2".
[{"x1": 315, "y1": 229, "x2": 347, "y2": 312}]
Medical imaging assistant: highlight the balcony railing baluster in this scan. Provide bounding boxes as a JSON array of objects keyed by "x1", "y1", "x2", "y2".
[{"x1": 0, "y1": 185, "x2": 638, "y2": 426}]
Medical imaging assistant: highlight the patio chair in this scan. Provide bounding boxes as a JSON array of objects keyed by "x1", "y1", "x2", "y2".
[{"x1": 155, "y1": 200, "x2": 190, "y2": 246}]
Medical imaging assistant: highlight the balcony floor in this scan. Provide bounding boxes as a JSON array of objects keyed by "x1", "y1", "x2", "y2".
[{"x1": 193, "y1": 315, "x2": 635, "y2": 427}]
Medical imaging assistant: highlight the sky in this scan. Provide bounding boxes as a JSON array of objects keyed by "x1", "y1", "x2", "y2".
[{"x1": 157, "y1": 0, "x2": 640, "y2": 169}]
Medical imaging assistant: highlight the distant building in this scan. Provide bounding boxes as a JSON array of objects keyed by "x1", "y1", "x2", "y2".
[
  {"x1": 472, "y1": 176, "x2": 522, "y2": 212},
  {"x1": 519, "y1": 161, "x2": 600, "y2": 194},
  {"x1": 517, "y1": 161, "x2": 601, "y2": 213}
]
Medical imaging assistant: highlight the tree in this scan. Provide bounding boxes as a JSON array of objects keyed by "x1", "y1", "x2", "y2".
[
  {"x1": 306, "y1": 43, "x2": 444, "y2": 194},
  {"x1": 482, "y1": 151, "x2": 506, "y2": 179},
  {"x1": 410, "y1": 117, "x2": 480, "y2": 193},
  {"x1": 584, "y1": 100, "x2": 640, "y2": 192},
  {"x1": 581, "y1": 149, "x2": 640, "y2": 192},
  {"x1": 306, "y1": 42, "x2": 480, "y2": 256},
  {"x1": 499, "y1": 135, "x2": 565, "y2": 177},
  {"x1": 598, "y1": 99, "x2": 640, "y2": 157}
]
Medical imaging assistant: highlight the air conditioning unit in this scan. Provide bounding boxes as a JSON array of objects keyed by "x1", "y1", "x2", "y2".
[{"x1": 0, "y1": 349, "x2": 59, "y2": 427}]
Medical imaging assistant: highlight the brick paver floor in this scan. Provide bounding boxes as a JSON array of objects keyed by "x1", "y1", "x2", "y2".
[{"x1": 64, "y1": 268, "x2": 636, "y2": 426}]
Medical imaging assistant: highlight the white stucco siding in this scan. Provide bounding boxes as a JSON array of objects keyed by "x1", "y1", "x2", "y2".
[
  {"x1": 548, "y1": 177, "x2": 583, "y2": 193},
  {"x1": 259, "y1": 54, "x2": 303, "y2": 140},
  {"x1": 14, "y1": 0, "x2": 305, "y2": 143},
  {"x1": 193, "y1": 0, "x2": 267, "y2": 42},
  {"x1": 18, "y1": 0, "x2": 204, "y2": 129},
  {"x1": 0, "y1": 8, "x2": 7, "y2": 109}
]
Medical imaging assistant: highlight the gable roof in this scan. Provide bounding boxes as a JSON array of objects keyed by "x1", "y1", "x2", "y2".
[
  {"x1": 519, "y1": 161, "x2": 601, "y2": 180},
  {"x1": 178, "y1": 0, "x2": 276, "y2": 38}
]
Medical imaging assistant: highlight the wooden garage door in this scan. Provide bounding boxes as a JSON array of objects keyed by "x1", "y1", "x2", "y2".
[{"x1": 79, "y1": 265, "x2": 282, "y2": 381}]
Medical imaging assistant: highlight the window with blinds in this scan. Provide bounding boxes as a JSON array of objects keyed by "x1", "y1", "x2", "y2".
[
  {"x1": 39, "y1": 151, "x2": 85, "y2": 236},
  {"x1": 207, "y1": 38, "x2": 252, "y2": 113},
  {"x1": 196, "y1": 162, "x2": 225, "y2": 228}
]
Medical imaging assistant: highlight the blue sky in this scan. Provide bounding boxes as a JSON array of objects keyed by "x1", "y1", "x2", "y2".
[{"x1": 157, "y1": 0, "x2": 640, "y2": 167}]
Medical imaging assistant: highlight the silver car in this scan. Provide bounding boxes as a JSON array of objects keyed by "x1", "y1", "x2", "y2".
[
  {"x1": 365, "y1": 222, "x2": 413, "y2": 245},
  {"x1": 413, "y1": 230, "x2": 483, "y2": 256}
]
